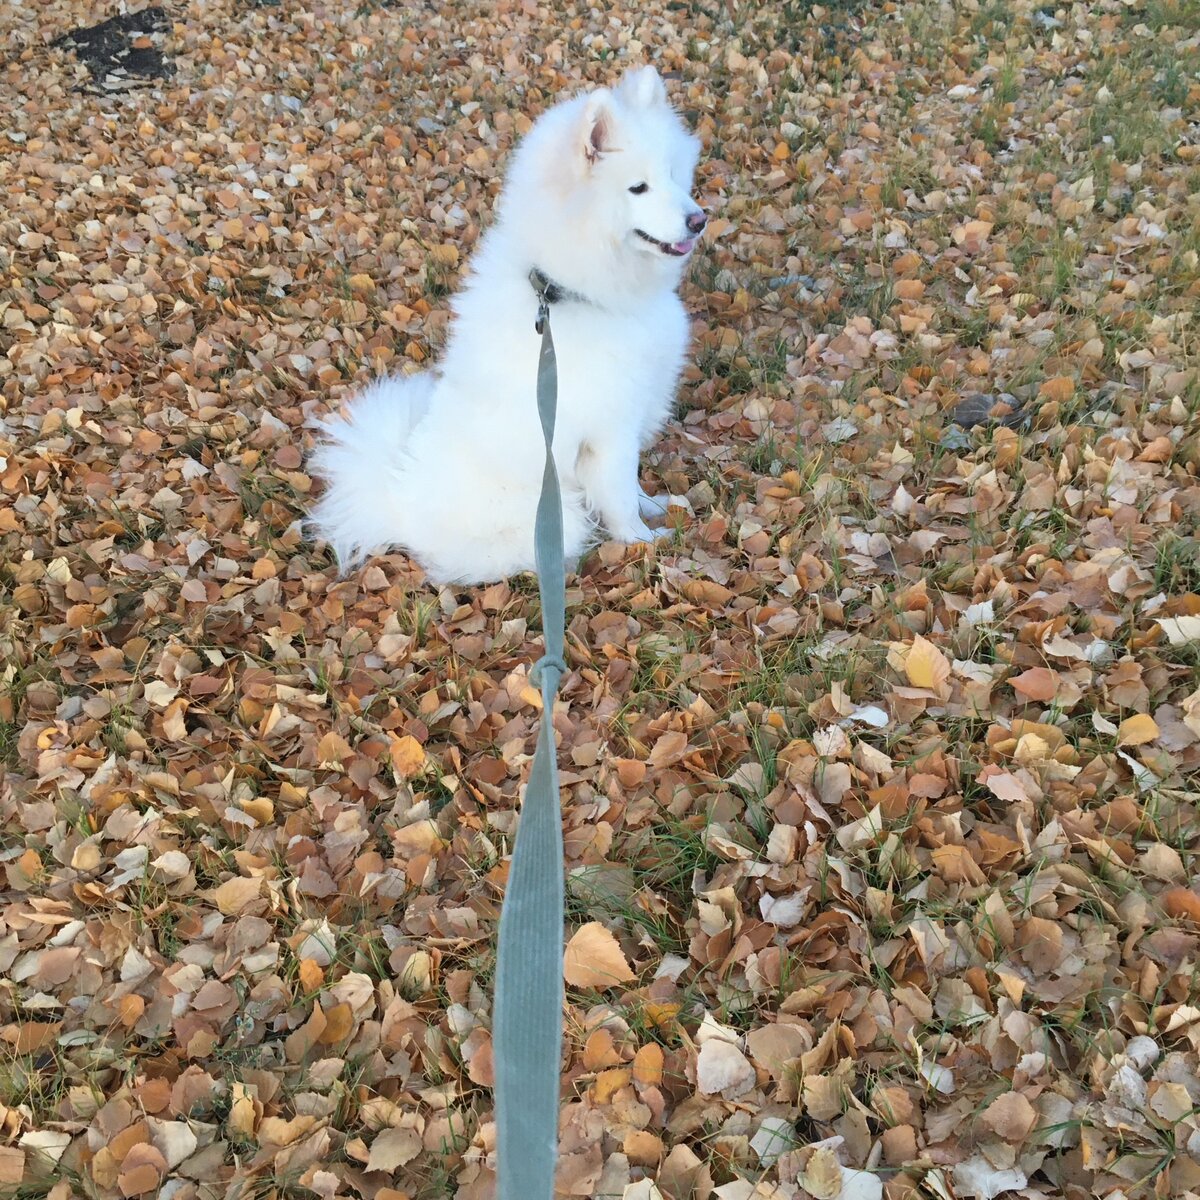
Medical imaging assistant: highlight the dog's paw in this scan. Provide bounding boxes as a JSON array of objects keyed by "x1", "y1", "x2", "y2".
[
  {"x1": 610, "y1": 519, "x2": 659, "y2": 546},
  {"x1": 637, "y1": 489, "x2": 670, "y2": 521}
]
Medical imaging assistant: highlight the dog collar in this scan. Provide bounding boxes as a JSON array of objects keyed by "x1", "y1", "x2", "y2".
[{"x1": 529, "y1": 268, "x2": 590, "y2": 333}]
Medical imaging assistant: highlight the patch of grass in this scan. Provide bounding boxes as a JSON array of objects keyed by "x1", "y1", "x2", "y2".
[
  {"x1": 0, "y1": 719, "x2": 16, "y2": 768},
  {"x1": 836, "y1": 256, "x2": 897, "y2": 324},
  {"x1": 1082, "y1": 4, "x2": 1200, "y2": 162},
  {"x1": 695, "y1": 333, "x2": 791, "y2": 398},
  {"x1": 741, "y1": 431, "x2": 784, "y2": 476},
  {"x1": 423, "y1": 260, "x2": 452, "y2": 300},
  {"x1": 0, "y1": 1041, "x2": 74, "y2": 1127},
  {"x1": 1152, "y1": 532, "x2": 1200, "y2": 595}
]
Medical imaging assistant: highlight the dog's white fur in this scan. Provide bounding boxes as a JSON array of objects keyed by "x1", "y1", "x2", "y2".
[{"x1": 309, "y1": 67, "x2": 703, "y2": 584}]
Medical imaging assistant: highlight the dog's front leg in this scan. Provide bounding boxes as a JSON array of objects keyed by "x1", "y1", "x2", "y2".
[
  {"x1": 576, "y1": 437, "x2": 658, "y2": 545},
  {"x1": 637, "y1": 487, "x2": 669, "y2": 522}
]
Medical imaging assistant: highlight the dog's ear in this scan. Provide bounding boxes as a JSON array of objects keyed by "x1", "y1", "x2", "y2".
[
  {"x1": 616, "y1": 66, "x2": 668, "y2": 109},
  {"x1": 580, "y1": 91, "x2": 616, "y2": 164}
]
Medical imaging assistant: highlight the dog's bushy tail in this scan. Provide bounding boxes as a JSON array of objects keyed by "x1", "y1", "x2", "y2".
[{"x1": 308, "y1": 373, "x2": 433, "y2": 570}]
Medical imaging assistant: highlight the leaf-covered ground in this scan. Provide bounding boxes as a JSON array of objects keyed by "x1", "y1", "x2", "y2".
[{"x1": 2, "y1": 1, "x2": 1200, "y2": 1198}]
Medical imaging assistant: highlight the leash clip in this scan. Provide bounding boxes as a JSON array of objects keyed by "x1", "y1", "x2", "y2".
[{"x1": 529, "y1": 268, "x2": 552, "y2": 334}]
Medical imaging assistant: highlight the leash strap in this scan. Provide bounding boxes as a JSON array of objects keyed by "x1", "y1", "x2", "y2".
[{"x1": 493, "y1": 271, "x2": 568, "y2": 1200}]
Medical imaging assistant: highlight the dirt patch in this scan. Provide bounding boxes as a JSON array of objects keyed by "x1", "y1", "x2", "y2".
[{"x1": 52, "y1": 7, "x2": 172, "y2": 88}]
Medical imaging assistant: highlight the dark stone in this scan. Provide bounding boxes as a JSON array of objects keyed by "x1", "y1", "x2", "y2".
[{"x1": 950, "y1": 392, "x2": 1027, "y2": 430}]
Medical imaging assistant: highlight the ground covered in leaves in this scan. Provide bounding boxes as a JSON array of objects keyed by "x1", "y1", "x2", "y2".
[{"x1": 2, "y1": 1, "x2": 1200, "y2": 1198}]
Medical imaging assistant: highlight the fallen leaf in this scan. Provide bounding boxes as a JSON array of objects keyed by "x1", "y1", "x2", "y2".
[
  {"x1": 1010, "y1": 666, "x2": 1058, "y2": 702},
  {"x1": 980, "y1": 1090, "x2": 1037, "y2": 1141},
  {"x1": 563, "y1": 923, "x2": 635, "y2": 989},
  {"x1": 1038, "y1": 375, "x2": 1075, "y2": 403},
  {"x1": 1117, "y1": 713, "x2": 1160, "y2": 746},
  {"x1": 903, "y1": 634, "x2": 950, "y2": 692},
  {"x1": 212, "y1": 877, "x2": 262, "y2": 916},
  {"x1": 389, "y1": 733, "x2": 426, "y2": 777},
  {"x1": 366, "y1": 1126, "x2": 423, "y2": 1172},
  {"x1": 1163, "y1": 888, "x2": 1200, "y2": 923},
  {"x1": 1158, "y1": 615, "x2": 1200, "y2": 645},
  {"x1": 696, "y1": 1038, "x2": 756, "y2": 1098},
  {"x1": 800, "y1": 1147, "x2": 845, "y2": 1200},
  {"x1": 953, "y1": 1157, "x2": 1028, "y2": 1199},
  {"x1": 0, "y1": 1148, "x2": 23, "y2": 1184}
]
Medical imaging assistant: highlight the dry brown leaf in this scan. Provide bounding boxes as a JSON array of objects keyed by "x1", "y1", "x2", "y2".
[
  {"x1": 695, "y1": 1038, "x2": 756, "y2": 1098},
  {"x1": 366, "y1": 1127, "x2": 423, "y2": 1173},
  {"x1": 647, "y1": 730, "x2": 690, "y2": 768},
  {"x1": 1117, "y1": 713, "x2": 1160, "y2": 746},
  {"x1": 633, "y1": 1042, "x2": 664, "y2": 1086},
  {"x1": 1017, "y1": 916, "x2": 1065, "y2": 972},
  {"x1": 903, "y1": 634, "x2": 950, "y2": 692},
  {"x1": 800, "y1": 1146, "x2": 845, "y2": 1200},
  {"x1": 117, "y1": 1144, "x2": 166, "y2": 1198},
  {"x1": 212, "y1": 877, "x2": 263, "y2": 916},
  {"x1": 980, "y1": 1091, "x2": 1037, "y2": 1141},
  {"x1": 0, "y1": 1148, "x2": 24, "y2": 1185},
  {"x1": 228, "y1": 1084, "x2": 260, "y2": 1143},
  {"x1": 389, "y1": 733, "x2": 426, "y2": 777},
  {"x1": 318, "y1": 1002, "x2": 355, "y2": 1044},
  {"x1": 563, "y1": 923, "x2": 635, "y2": 989},
  {"x1": 1010, "y1": 666, "x2": 1058, "y2": 702},
  {"x1": 298, "y1": 958, "x2": 325, "y2": 992},
  {"x1": 1163, "y1": 888, "x2": 1200, "y2": 923},
  {"x1": 1038, "y1": 375, "x2": 1075, "y2": 403}
]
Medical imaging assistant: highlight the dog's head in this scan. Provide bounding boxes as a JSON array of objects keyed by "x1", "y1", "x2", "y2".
[
  {"x1": 575, "y1": 67, "x2": 706, "y2": 264},
  {"x1": 499, "y1": 66, "x2": 707, "y2": 299}
]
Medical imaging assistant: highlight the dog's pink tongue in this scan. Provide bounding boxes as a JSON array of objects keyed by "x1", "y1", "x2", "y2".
[{"x1": 671, "y1": 237, "x2": 697, "y2": 256}]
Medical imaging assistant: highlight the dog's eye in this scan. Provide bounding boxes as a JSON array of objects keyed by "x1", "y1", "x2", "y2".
[{"x1": 628, "y1": 182, "x2": 649, "y2": 195}]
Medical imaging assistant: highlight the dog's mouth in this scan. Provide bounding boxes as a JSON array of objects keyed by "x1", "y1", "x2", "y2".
[{"x1": 634, "y1": 229, "x2": 698, "y2": 257}]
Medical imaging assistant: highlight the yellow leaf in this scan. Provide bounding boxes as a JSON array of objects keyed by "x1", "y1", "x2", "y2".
[
  {"x1": 318, "y1": 1002, "x2": 355, "y2": 1045},
  {"x1": 904, "y1": 634, "x2": 950, "y2": 691},
  {"x1": 389, "y1": 734, "x2": 426, "y2": 778},
  {"x1": 118, "y1": 994, "x2": 145, "y2": 1028},
  {"x1": 800, "y1": 1146, "x2": 845, "y2": 1200},
  {"x1": 316, "y1": 730, "x2": 353, "y2": 768},
  {"x1": 228, "y1": 1083, "x2": 260, "y2": 1142},
  {"x1": 257, "y1": 1115, "x2": 317, "y2": 1148},
  {"x1": 212, "y1": 876, "x2": 262, "y2": 917},
  {"x1": 593, "y1": 1068, "x2": 631, "y2": 1103},
  {"x1": 1117, "y1": 713, "x2": 1160, "y2": 746},
  {"x1": 298, "y1": 958, "x2": 325, "y2": 993},
  {"x1": 633, "y1": 1042, "x2": 664, "y2": 1086},
  {"x1": 1038, "y1": 375, "x2": 1075, "y2": 403},
  {"x1": 239, "y1": 797, "x2": 274, "y2": 826},
  {"x1": 563, "y1": 922, "x2": 635, "y2": 990},
  {"x1": 642, "y1": 1001, "x2": 681, "y2": 1031}
]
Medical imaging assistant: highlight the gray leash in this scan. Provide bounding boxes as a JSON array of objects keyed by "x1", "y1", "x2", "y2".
[{"x1": 493, "y1": 270, "x2": 570, "y2": 1199}]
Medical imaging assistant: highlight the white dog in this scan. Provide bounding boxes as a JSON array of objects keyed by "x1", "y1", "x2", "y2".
[{"x1": 309, "y1": 66, "x2": 705, "y2": 584}]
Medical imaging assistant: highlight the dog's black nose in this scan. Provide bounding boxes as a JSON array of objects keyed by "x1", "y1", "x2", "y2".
[{"x1": 686, "y1": 210, "x2": 707, "y2": 234}]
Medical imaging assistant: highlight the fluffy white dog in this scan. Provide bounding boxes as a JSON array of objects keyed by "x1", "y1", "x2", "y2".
[{"x1": 309, "y1": 66, "x2": 705, "y2": 584}]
